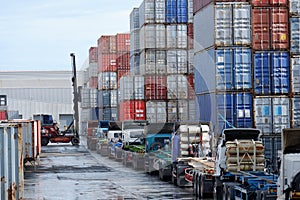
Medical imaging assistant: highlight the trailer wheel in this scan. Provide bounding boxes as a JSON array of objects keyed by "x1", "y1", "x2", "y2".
[
  {"x1": 71, "y1": 137, "x2": 79, "y2": 145},
  {"x1": 150, "y1": 142, "x2": 163, "y2": 151},
  {"x1": 41, "y1": 137, "x2": 49, "y2": 146},
  {"x1": 198, "y1": 175, "x2": 203, "y2": 199}
]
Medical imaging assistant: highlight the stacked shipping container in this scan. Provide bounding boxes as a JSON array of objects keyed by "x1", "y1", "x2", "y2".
[
  {"x1": 97, "y1": 34, "x2": 130, "y2": 121},
  {"x1": 126, "y1": 0, "x2": 195, "y2": 123},
  {"x1": 194, "y1": 0, "x2": 293, "y2": 172},
  {"x1": 0, "y1": 95, "x2": 8, "y2": 120}
]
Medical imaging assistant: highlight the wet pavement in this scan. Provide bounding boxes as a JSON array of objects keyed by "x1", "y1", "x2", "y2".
[{"x1": 24, "y1": 137, "x2": 195, "y2": 200}]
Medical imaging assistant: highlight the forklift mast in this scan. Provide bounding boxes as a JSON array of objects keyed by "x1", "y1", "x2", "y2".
[{"x1": 70, "y1": 53, "x2": 80, "y2": 140}]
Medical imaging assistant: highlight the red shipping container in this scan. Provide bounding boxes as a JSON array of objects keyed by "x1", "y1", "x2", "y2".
[
  {"x1": 119, "y1": 100, "x2": 146, "y2": 121},
  {"x1": 145, "y1": 75, "x2": 167, "y2": 100},
  {"x1": 89, "y1": 47, "x2": 98, "y2": 63},
  {"x1": 0, "y1": 110, "x2": 7, "y2": 120},
  {"x1": 117, "y1": 69, "x2": 130, "y2": 88},
  {"x1": 98, "y1": 53, "x2": 117, "y2": 72},
  {"x1": 251, "y1": 0, "x2": 288, "y2": 7},
  {"x1": 116, "y1": 52, "x2": 130, "y2": 70},
  {"x1": 116, "y1": 33, "x2": 130, "y2": 53},
  {"x1": 97, "y1": 35, "x2": 116, "y2": 54},
  {"x1": 89, "y1": 77, "x2": 98, "y2": 89},
  {"x1": 252, "y1": 8, "x2": 289, "y2": 50},
  {"x1": 252, "y1": 8, "x2": 270, "y2": 50},
  {"x1": 271, "y1": 8, "x2": 289, "y2": 50},
  {"x1": 187, "y1": 74, "x2": 195, "y2": 100},
  {"x1": 187, "y1": 23, "x2": 194, "y2": 50}
]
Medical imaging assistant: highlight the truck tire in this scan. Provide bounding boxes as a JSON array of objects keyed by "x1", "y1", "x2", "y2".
[
  {"x1": 214, "y1": 177, "x2": 223, "y2": 200},
  {"x1": 150, "y1": 142, "x2": 163, "y2": 151},
  {"x1": 71, "y1": 137, "x2": 79, "y2": 145},
  {"x1": 41, "y1": 137, "x2": 49, "y2": 146},
  {"x1": 193, "y1": 174, "x2": 198, "y2": 196},
  {"x1": 199, "y1": 175, "x2": 203, "y2": 199}
]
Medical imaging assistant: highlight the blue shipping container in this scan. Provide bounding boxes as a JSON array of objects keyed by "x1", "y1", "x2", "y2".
[
  {"x1": 216, "y1": 48, "x2": 252, "y2": 91},
  {"x1": 166, "y1": 0, "x2": 177, "y2": 23},
  {"x1": 217, "y1": 93, "x2": 253, "y2": 133},
  {"x1": 290, "y1": 17, "x2": 300, "y2": 54},
  {"x1": 177, "y1": 0, "x2": 187, "y2": 23},
  {"x1": 254, "y1": 51, "x2": 290, "y2": 94},
  {"x1": 261, "y1": 134, "x2": 281, "y2": 173}
]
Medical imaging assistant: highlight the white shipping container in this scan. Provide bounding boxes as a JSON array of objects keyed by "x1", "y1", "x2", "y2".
[
  {"x1": 156, "y1": 24, "x2": 166, "y2": 48},
  {"x1": 140, "y1": 50, "x2": 167, "y2": 75},
  {"x1": 291, "y1": 56, "x2": 300, "y2": 94},
  {"x1": 167, "y1": 50, "x2": 188, "y2": 74},
  {"x1": 167, "y1": 25, "x2": 177, "y2": 48},
  {"x1": 90, "y1": 88, "x2": 98, "y2": 108},
  {"x1": 98, "y1": 72, "x2": 117, "y2": 90},
  {"x1": 254, "y1": 97, "x2": 290, "y2": 134},
  {"x1": 140, "y1": 24, "x2": 156, "y2": 49},
  {"x1": 119, "y1": 75, "x2": 144, "y2": 101},
  {"x1": 139, "y1": 0, "x2": 155, "y2": 27},
  {"x1": 292, "y1": 96, "x2": 300, "y2": 128},
  {"x1": 130, "y1": 30, "x2": 140, "y2": 56},
  {"x1": 166, "y1": 24, "x2": 187, "y2": 49},
  {"x1": 130, "y1": 8, "x2": 140, "y2": 31},
  {"x1": 188, "y1": 0, "x2": 193, "y2": 23},
  {"x1": 215, "y1": 3, "x2": 232, "y2": 46},
  {"x1": 81, "y1": 88, "x2": 90, "y2": 108},
  {"x1": 232, "y1": 3, "x2": 251, "y2": 45},
  {"x1": 177, "y1": 24, "x2": 187, "y2": 49},
  {"x1": 146, "y1": 101, "x2": 167, "y2": 123},
  {"x1": 167, "y1": 75, "x2": 188, "y2": 99},
  {"x1": 155, "y1": 0, "x2": 165, "y2": 23}
]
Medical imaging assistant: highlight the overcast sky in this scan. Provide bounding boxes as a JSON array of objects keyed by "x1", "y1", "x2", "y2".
[{"x1": 0, "y1": 0, "x2": 143, "y2": 71}]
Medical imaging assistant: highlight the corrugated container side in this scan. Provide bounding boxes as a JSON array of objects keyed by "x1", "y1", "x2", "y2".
[
  {"x1": 146, "y1": 100, "x2": 167, "y2": 123},
  {"x1": 0, "y1": 125, "x2": 24, "y2": 200},
  {"x1": 254, "y1": 97, "x2": 290, "y2": 134},
  {"x1": 166, "y1": 0, "x2": 177, "y2": 23},
  {"x1": 252, "y1": 8, "x2": 270, "y2": 50},
  {"x1": 119, "y1": 75, "x2": 144, "y2": 101},
  {"x1": 188, "y1": 0, "x2": 193, "y2": 23},
  {"x1": 217, "y1": 92, "x2": 253, "y2": 133},
  {"x1": 167, "y1": 74, "x2": 188, "y2": 99},
  {"x1": 187, "y1": 23, "x2": 193, "y2": 49},
  {"x1": 290, "y1": 0, "x2": 300, "y2": 16},
  {"x1": 90, "y1": 89, "x2": 98, "y2": 108},
  {"x1": 291, "y1": 56, "x2": 300, "y2": 94},
  {"x1": 140, "y1": 50, "x2": 166, "y2": 75},
  {"x1": 116, "y1": 33, "x2": 130, "y2": 53},
  {"x1": 98, "y1": 90, "x2": 118, "y2": 108},
  {"x1": 0, "y1": 110, "x2": 7, "y2": 120},
  {"x1": 177, "y1": 0, "x2": 188, "y2": 23},
  {"x1": 251, "y1": 0, "x2": 288, "y2": 7},
  {"x1": 167, "y1": 100, "x2": 195, "y2": 122},
  {"x1": 271, "y1": 8, "x2": 289, "y2": 50},
  {"x1": 98, "y1": 53, "x2": 117, "y2": 72},
  {"x1": 139, "y1": 24, "x2": 156, "y2": 50},
  {"x1": 145, "y1": 75, "x2": 167, "y2": 100},
  {"x1": 188, "y1": 49, "x2": 194, "y2": 74},
  {"x1": 88, "y1": 77, "x2": 98, "y2": 89},
  {"x1": 261, "y1": 134, "x2": 281, "y2": 173},
  {"x1": 99, "y1": 107, "x2": 118, "y2": 121},
  {"x1": 89, "y1": 47, "x2": 98, "y2": 63},
  {"x1": 80, "y1": 88, "x2": 90, "y2": 108},
  {"x1": 188, "y1": 74, "x2": 195, "y2": 99},
  {"x1": 290, "y1": 17, "x2": 300, "y2": 54},
  {"x1": 116, "y1": 52, "x2": 130, "y2": 70},
  {"x1": 130, "y1": 8, "x2": 140, "y2": 31},
  {"x1": 194, "y1": 48, "x2": 215, "y2": 94},
  {"x1": 88, "y1": 63, "x2": 98, "y2": 78},
  {"x1": 167, "y1": 50, "x2": 188, "y2": 74},
  {"x1": 130, "y1": 54, "x2": 140, "y2": 75},
  {"x1": 130, "y1": 30, "x2": 140, "y2": 55},
  {"x1": 254, "y1": 51, "x2": 290, "y2": 95},
  {"x1": 292, "y1": 96, "x2": 300, "y2": 128},
  {"x1": 215, "y1": 3, "x2": 232, "y2": 47},
  {"x1": 119, "y1": 100, "x2": 146, "y2": 121},
  {"x1": 7, "y1": 111, "x2": 20, "y2": 120},
  {"x1": 98, "y1": 72, "x2": 117, "y2": 90},
  {"x1": 177, "y1": 24, "x2": 187, "y2": 49},
  {"x1": 156, "y1": 24, "x2": 166, "y2": 49},
  {"x1": 139, "y1": 0, "x2": 155, "y2": 27},
  {"x1": 97, "y1": 35, "x2": 117, "y2": 54},
  {"x1": 155, "y1": 0, "x2": 166, "y2": 23},
  {"x1": 232, "y1": 3, "x2": 251, "y2": 46}
]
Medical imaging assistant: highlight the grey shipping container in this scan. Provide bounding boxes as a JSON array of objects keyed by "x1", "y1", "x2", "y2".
[
  {"x1": 290, "y1": 0, "x2": 300, "y2": 16},
  {"x1": 292, "y1": 96, "x2": 300, "y2": 128},
  {"x1": 0, "y1": 125, "x2": 24, "y2": 200},
  {"x1": 291, "y1": 56, "x2": 300, "y2": 94},
  {"x1": 146, "y1": 100, "x2": 167, "y2": 123},
  {"x1": 98, "y1": 72, "x2": 117, "y2": 90},
  {"x1": 139, "y1": 50, "x2": 166, "y2": 75},
  {"x1": 254, "y1": 96, "x2": 290, "y2": 134},
  {"x1": 167, "y1": 74, "x2": 188, "y2": 99},
  {"x1": 119, "y1": 75, "x2": 144, "y2": 101},
  {"x1": 139, "y1": 0, "x2": 155, "y2": 27}
]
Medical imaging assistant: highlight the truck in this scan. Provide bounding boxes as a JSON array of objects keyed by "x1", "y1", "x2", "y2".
[
  {"x1": 171, "y1": 122, "x2": 212, "y2": 187},
  {"x1": 143, "y1": 122, "x2": 173, "y2": 177},
  {"x1": 121, "y1": 120, "x2": 148, "y2": 167},
  {"x1": 214, "y1": 128, "x2": 278, "y2": 200},
  {"x1": 277, "y1": 128, "x2": 300, "y2": 199}
]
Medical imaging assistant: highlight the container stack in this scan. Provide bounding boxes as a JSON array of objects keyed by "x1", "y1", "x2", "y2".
[
  {"x1": 97, "y1": 34, "x2": 130, "y2": 121},
  {"x1": 0, "y1": 95, "x2": 8, "y2": 120},
  {"x1": 126, "y1": 0, "x2": 195, "y2": 123},
  {"x1": 194, "y1": 0, "x2": 293, "y2": 172}
]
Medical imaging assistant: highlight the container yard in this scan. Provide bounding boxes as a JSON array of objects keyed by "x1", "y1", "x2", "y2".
[{"x1": 1, "y1": 0, "x2": 300, "y2": 199}]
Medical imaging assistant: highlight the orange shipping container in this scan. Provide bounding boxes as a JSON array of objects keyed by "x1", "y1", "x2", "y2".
[
  {"x1": 116, "y1": 33, "x2": 130, "y2": 52},
  {"x1": 98, "y1": 35, "x2": 117, "y2": 54},
  {"x1": 116, "y1": 52, "x2": 130, "y2": 70},
  {"x1": 98, "y1": 53, "x2": 117, "y2": 72},
  {"x1": 251, "y1": 0, "x2": 288, "y2": 7}
]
